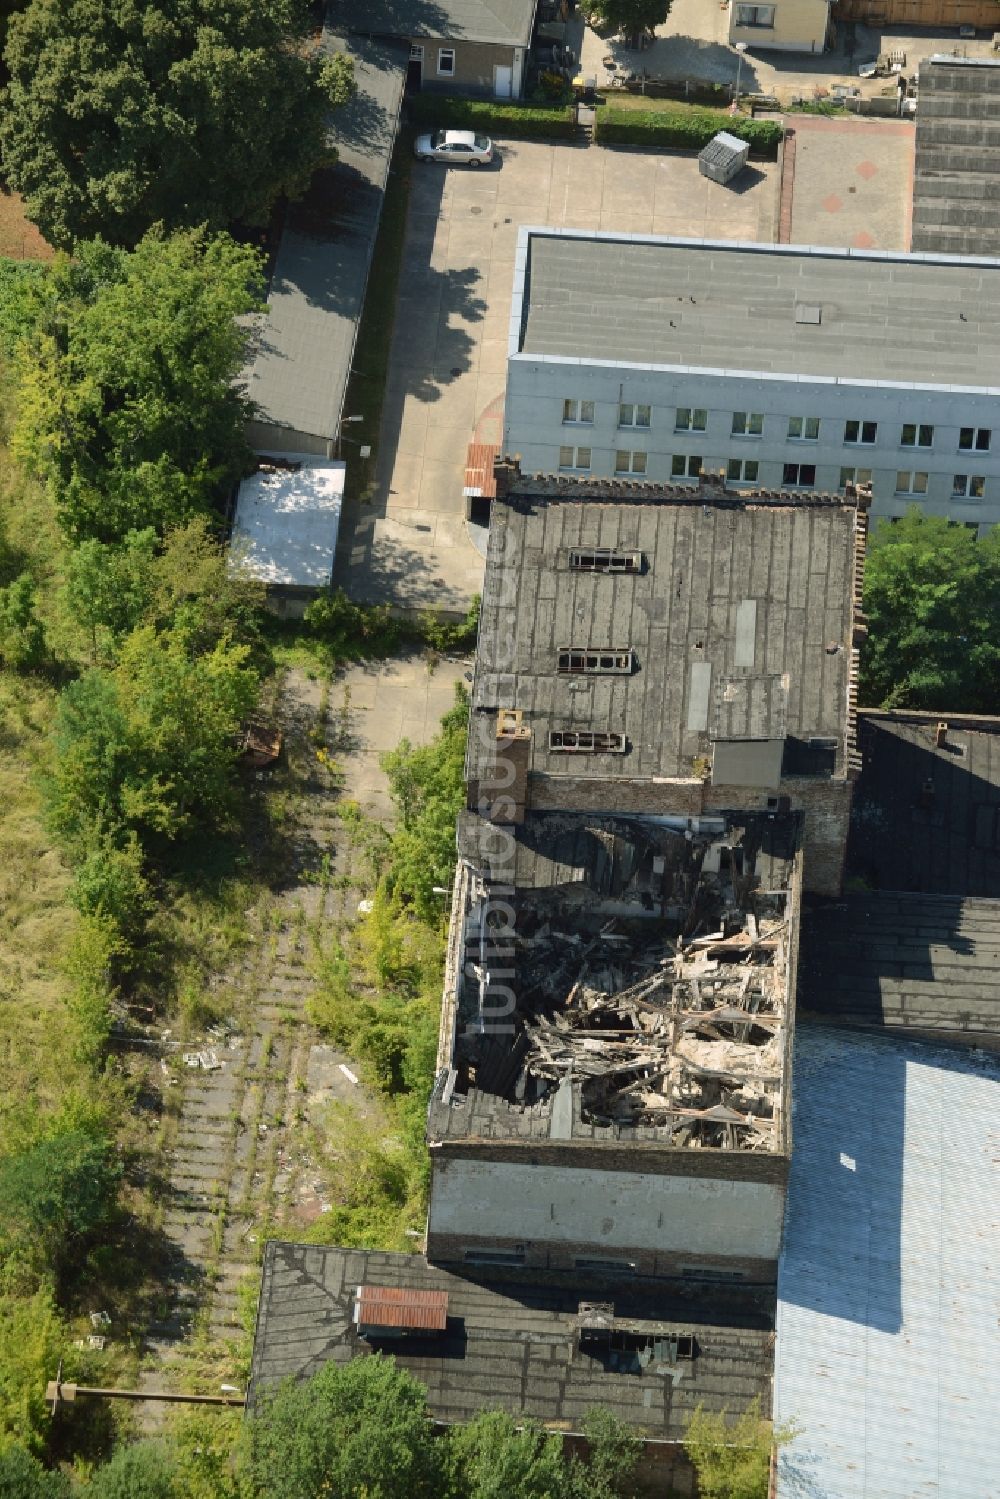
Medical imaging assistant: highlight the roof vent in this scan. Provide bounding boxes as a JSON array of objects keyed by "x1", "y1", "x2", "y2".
[{"x1": 795, "y1": 303, "x2": 822, "y2": 325}]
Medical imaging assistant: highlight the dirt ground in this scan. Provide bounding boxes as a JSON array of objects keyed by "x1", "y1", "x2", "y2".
[{"x1": 0, "y1": 188, "x2": 53, "y2": 261}]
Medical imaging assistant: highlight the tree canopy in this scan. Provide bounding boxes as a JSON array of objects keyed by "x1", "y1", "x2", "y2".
[
  {"x1": 0, "y1": 1128, "x2": 121, "y2": 1288},
  {"x1": 587, "y1": 0, "x2": 673, "y2": 44},
  {"x1": 12, "y1": 230, "x2": 263, "y2": 545},
  {"x1": 860, "y1": 510, "x2": 1000, "y2": 713},
  {"x1": 243, "y1": 1356, "x2": 444, "y2": 1499},
  {"x1": 1, "y1": 0, "x2": 355, "y2": 249}
]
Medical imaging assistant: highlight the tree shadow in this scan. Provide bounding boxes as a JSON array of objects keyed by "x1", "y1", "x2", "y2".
[{"x1": 602, "y1": 35, "x2": 762, "y2": 92}]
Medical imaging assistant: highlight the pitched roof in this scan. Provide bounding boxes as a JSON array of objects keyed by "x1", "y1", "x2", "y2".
[{"x1": 329, "y1": 0, "x2": 536, "y2": 48}]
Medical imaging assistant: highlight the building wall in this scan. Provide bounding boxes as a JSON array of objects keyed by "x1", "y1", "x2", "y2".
[
  {"x1": 840, "y1": 0, "x2": 1000, "y2": 24},
  {"x1": 245, "y1": 420, "x2": 334, "y2": 461},
  {"x1": 411, "y1": 37, "x2": 519, "y2": 98},
  {"x1": 512, "y1": 773, "x2": 852, "y2": 896},
  {"x1": 504, "y1": 357, "x2": 1000, "y2": 534},
  {"x1": 729, "y1": 0, "x2": 830, "y2": 51},
  {"x1": 426, "y1": 1154, "x2": 786, "y2": 1279}
]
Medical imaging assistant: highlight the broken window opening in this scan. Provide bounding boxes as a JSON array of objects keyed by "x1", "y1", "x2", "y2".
[
  {"x1": 557, "y1": 648, "x2": 634, "y2": 676},
  {"x1": 549, "y1": 730, "x2": 627, "y2": 753},
  {"x1": 568, "y1": 548, "x2": 644, "y2": 574}
]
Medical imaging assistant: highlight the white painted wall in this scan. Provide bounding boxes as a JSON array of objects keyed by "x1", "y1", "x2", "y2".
[
  {"x1": 504, "y1": 356, "x2": 1000, "y2": 533},
  {"x1": 428, "y1": 1157, "x2": 785, "y2": 1260}
]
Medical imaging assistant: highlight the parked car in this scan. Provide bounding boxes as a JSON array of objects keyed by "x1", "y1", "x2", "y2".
[{"x1": 413, "y1": 129, "x2": 494, "y2": 167}]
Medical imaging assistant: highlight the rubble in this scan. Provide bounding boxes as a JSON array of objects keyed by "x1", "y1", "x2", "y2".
[{"x1": 455, "y1": 815, "x2": 794, "y2": 1150}]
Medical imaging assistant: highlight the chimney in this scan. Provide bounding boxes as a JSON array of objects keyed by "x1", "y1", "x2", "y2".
[
  {"x1": 935, "y1": 720, "x2": 948, "y2": 749},
  {"x1": 493, "y1": 455, "x2": 521, "y2": 500}
]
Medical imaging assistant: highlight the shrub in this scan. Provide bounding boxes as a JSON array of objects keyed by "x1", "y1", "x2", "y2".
[
  {"x1": 408, "y1": 94, "x2": 576, "y2": 140},
  {"x1": 596, "y1": 107, "x2": 783, "y2": 158}
]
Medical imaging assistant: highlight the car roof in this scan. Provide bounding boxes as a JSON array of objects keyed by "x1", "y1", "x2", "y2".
[{"x1": 442, "y1": 130, "x2": 479, "y2": 146}]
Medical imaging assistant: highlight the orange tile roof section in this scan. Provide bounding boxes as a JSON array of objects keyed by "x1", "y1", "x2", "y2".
[{"x1": 355, "y1": 1284, "x2": 449, "y2": 1331}]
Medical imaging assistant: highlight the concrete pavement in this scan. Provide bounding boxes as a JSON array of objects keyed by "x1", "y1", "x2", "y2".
[{"x1": 335, "y1": 140, "x2": 778, "y2": 614}]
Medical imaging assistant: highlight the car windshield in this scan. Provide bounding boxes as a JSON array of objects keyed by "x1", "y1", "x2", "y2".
[
  {"x1": 431, "y1": 130, "x2": 447, "y2": 148},
  {"x1": 474, "y1": 136, "x2": 490, "y2": 150}
]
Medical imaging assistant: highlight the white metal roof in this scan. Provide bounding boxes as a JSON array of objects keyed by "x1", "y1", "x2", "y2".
[
  {"x1": 229, "y1": 459, "x2": 345, "y2": 589},
  {"x1": 775, "y1": 1025, "x2": 1000, "y2": 1498}
]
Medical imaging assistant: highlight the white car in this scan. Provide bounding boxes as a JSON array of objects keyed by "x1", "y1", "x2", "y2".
[{"x1": 414, "y1": 129, "x2": 494, "y2": 167}]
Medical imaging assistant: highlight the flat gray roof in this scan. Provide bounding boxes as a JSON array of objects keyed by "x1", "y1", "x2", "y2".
[
  {"x1": 516, "y1": 229, "x2": 1000, "y2": 389},
  {"x1": 250, "y1": 1242, "x2": 775, "y2": 1436},
  {"x1": 468, "y1": 477, "x2": 862, "y2": 789},
  {"x1": 912, "y1": 56, "x2": 1000, "y2": 259},
  {"x1": 330, "y1": 0, "x2": 535, "y2": 47},
  {"x1": 245, "y1": 32, "x2": 406, "y2": 443},
  {"x1": 775, "y1": 1025, "x2": 1000, "y2": 1497}
]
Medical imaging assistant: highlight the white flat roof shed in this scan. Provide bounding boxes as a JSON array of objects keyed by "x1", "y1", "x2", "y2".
[{"x1": 229, "y1": 458, "x2": 345, "y2": 590}]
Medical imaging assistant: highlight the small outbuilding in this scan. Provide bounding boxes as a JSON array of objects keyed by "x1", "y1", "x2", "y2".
[
  {"x1": 229, "y1": 457, "x2": 345, "y2": 618},
  {"x1": 697, "y1": 130, "x2": 750, "y2": 185}
]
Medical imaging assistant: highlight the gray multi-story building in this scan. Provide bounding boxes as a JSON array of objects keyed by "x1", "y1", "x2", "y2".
[{"x1": 503, "y1": 228, "x2": 1000, "y2": 533}]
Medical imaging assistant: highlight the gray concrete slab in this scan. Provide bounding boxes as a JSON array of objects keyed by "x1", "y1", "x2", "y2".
[{"x1": 335, "y1": 139, "x2": 778, "y2": 613}]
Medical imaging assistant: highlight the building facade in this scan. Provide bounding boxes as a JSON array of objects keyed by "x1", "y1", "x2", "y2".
[
  {"x1": 504, "y1": 229, "x2": 1000, "y2": 535},
  {"x1": 728, "y1": 0, "x2": 831, "y2": 54}
]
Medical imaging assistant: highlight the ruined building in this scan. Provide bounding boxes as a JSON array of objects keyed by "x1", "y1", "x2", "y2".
[{"x1": 425, "y1": 471, "x2": 867, "y2": 1279}]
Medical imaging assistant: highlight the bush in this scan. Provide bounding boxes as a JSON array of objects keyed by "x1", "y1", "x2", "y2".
[
  {"x1": 596, "y1": 107, "x2": 783, "y2": 158},
  {"x1": 408, "y1": 94, "x2": 576, "y2": 140}
]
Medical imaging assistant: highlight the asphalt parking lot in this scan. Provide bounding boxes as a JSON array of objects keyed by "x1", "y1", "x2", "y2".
[{"x1": 335, "y1": 139, "x2": 778, "y2": 613}]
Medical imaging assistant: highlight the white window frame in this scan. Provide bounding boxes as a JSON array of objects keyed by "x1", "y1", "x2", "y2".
[
  {"x1": 732, "y1": 411, "x2": 764, "y2": 437},
  {"x1": 614, "y1": 449, "x2": 648, "y2": 476},
  {"x1": 895, "y1": 471, "x2": 928, "y2": 495},
  {"x1": 787, "y1": 416, "x2": 820, "y2": 442},
  {"x1": 675, "y1": 407, "x2": 707, "y2": 433},
  {"x1": 437, "y1": 47, "x2": 456, "y2": 76},
  {"x1": 959, "y1": 426, "x2": 992, "y2": 452},
  {"x1": 727, "y1": 458, "x2": 759, "y2": 484},
  {"x1": 558, "y1": 445, "x2": 591, "y2": 471},
  {"x1": 782, "y1": 462, "x2": 816, "y2": 488},
  {"x1": 735, "y1": 3, "x2": 775, "y2": 25},
  {"x1": 671, "y1": 454, "x2": 702, "y2": 479},
  {"x1": 845, "y1": 419, "x2": 877, "y2": 445},
  {"x1": 901, "y1": 423, "x2": 934, "y2": 449},
  {"x1": 562, "y1": 398, "x2": 594, "y2": 425},
  {"x1": 619, "y1": 402, "x2": 651, "y2": 430},
  {"x1": 409, "y1": 43, "x2": 424, "y2": 60},
  {"x1": 952, "y1": 473, "x2": 985, "y2": 499}
]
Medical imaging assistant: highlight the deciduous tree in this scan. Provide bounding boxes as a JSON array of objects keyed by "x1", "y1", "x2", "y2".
[
  {"x1": 860, "y1": 510, "x2": 1000, "y2": 713},
  {"x1": 13, "y1": 229, "x2": 263, "y2": 545},
  {"x1": 1, "y1": 0, "x2": 355, "y2": 249},
  {"x1": 587, "y1": 0, "x2": 672, "y2": 45},
  {"x1": 242, "y1": 1355, "x2": 445, "y2": 1499}
]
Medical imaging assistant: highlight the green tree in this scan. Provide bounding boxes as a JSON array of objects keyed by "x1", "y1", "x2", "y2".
[
  {"x1": 587, "y1": 0, "x2": 672, "y2": 46},
  {"x1": 1, "y1": 0, "x2": 355, "y2": 250},
  {"x1": 380, "y1": 684, "x2": 469, "y2": 922},
  {"x1": 70, "y1": 831, "x2": 153, "y2": 945},
  {"x1": 13, "y1": 229, "x2": 263, "y2": 544},
  {"x1": 242, "y1": 1356, "x2": 445, "y2": 1499},
  {"x1": 0, "y1": 1290, "x2": 68, "y2": 1457},
  {"x1": 0, "y1": 1129, "x2": 121, "y2": 1286},
  {"x1": 860, "y1": 510, "x2": 1000, "y2": 712},
  {"x1": 446, "y1": 1411, "x2": 572, "y2": 1498},
  {"x1": 84, "y1": 1441, "x2": 178, "y2": 1499},
  {"x1": 683, "y1": 1399, "x2": 780, "y2": 1499},
  {"x1": 65, "y1": 531, "x2": 158, "y2": 660},
  {"x1": 0, "y1": 573, "x2": 47, "y2": 671},
  {"x1": 45, "y1": 623, "x2": 258, "y2": 849},
  {"x1": 0, "y1": 1444, "x2": 71, "y2": 1499}
]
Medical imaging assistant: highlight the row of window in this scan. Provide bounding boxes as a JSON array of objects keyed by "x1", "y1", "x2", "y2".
[
  {"x1": 410, "y1": 42, "x2": 455, "y2": 77},
  {"x1": 560, "y1": 400, "x2": 994, "y2": 452},
  {"x1": 557, "y1": 445, "x2": 988, "y2": 497}
]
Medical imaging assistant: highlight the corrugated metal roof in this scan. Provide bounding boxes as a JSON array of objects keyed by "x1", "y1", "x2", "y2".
[
  {"x1": 774, "y1": 1026, "x2": 1000, "y2": 1498},
  {"x1": 355, "y1": 1284, "x2": 449, "y2": 1331}
]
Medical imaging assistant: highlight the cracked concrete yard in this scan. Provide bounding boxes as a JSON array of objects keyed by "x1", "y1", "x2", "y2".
[{"x1": 138, "y1": 652, "x2": 468, "y2": 1416}]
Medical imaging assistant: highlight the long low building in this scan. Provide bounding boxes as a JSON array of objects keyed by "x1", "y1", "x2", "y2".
[{"x1": 503, "y1": 228, "x2": 1000, "y2": 533}]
